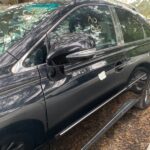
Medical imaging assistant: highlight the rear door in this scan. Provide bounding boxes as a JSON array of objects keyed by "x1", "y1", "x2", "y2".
[
  {"x1": 38, "y1": 4, "x2": 128, "y2": 133},
  {"x1": 113, "y1": 7, "x2": 150, "y2": 82}
]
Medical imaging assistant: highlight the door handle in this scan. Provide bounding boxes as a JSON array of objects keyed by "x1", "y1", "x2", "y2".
[{"x1": 115, "y1": 60, "x2": 125, "y2": 72}]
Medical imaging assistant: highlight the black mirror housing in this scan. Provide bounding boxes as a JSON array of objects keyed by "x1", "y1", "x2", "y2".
[
  {"x1": 66, "y1": 48, "x2": 96, "y2": 62},
  {"x1": 45, "y1": 33, "x2": 96, "y2": 80},
  {"x1": 46, "y1": 45, "x2": 81, "y2": 66},
  {"x1": 46, "y1": 33, "x2": 95, "y2": 65}
]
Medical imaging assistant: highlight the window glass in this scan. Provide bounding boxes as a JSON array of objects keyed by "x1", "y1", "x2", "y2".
[
  {"x1": 143, "y1": 22, "x2": 150, "y2": 38},
  {"x1": 24, "y1": 5, "x2": 117, "y2": 67},
  {"x1": 52, "y1": 5, "x2": 117, "y2": 49},
  {"x1": 115, "y1": 8, "x2": 144, "y2": 43}
]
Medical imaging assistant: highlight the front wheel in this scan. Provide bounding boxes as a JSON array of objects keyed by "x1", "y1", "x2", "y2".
[
  {"x1": 0, "y1": 133, "x2": 34, "y2": 150},
  {"x1": 129, "y1": 67, "x2": 150, "y2": 109}
]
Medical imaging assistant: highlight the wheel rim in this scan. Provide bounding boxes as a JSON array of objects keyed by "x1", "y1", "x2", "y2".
[{"x1": 1, "y1": 141, "x2": 25, "y2": 150}]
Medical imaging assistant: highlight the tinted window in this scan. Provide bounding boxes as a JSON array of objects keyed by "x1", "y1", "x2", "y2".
[
  {"x1": 52, "y1": 5, "x2": 117, "y2": 49},
  {"x1": 143, "y1": 22, "x2": 150, "y2": 38},
  {"x1": 115, "y1": 8, "x2": 144, "y2": 43},
  {"x1": 24, "y1": 5, "x2": 117, "y2": 67}
]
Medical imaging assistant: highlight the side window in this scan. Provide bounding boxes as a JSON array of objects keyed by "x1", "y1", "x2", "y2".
[
  {"x1": 143, "y1": 22, "x2": 150, "y2": 38},
  {"x1": 23, "y1": 5, "x2": 117, "y2": 68},
  {"x1": 52, "y1": 5, "x2": 117, "y2": 49},
  {"x1": 115, "y1": 8, "x2": 144, "y2": 43}
]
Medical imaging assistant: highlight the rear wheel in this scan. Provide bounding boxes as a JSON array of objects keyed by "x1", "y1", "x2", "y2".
[
  {"x1": 129, "y1": 67, "x2": 150, "y2": 109},
  {"x1": 0, "y1": 133, "x2": 34, "y2": 150}
]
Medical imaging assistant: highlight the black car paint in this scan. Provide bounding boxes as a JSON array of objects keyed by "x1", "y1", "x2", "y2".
[{"x1": 0, "y1": 1, "x2": 150, "y2": 148}]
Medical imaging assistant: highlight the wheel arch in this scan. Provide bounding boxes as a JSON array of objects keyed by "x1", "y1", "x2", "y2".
[
  {"x1": 127, "y1": 62, "x2": 150, "y2": 85},
  {"x1": 0, "y1": 119, "x2": 46, "y2": 146},
  {"x1": 135, "y1": 62, "x2": 150, "y2": 71}
]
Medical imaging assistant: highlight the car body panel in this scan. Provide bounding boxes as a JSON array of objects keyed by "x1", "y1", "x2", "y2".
[
  {"x1": 38, "y1": 42, "x2": 127, "y2": 135},
  {"x1": 0, "y1": 61, "x2": 47, "y2": 132},
  {"x1": 38, "y1": 3, "x2": 150, "y2": 136},
  {"x1": 124, "y1": 39, "x2": 150, "y2": 76},
  {"x1": 0, "y1": 1, "x2": 150, "y2": 148},
  {"x1": 39, "y1": 39, "x2": 150, "y2": 136},
  {"x1": 0, "y1": 49, "x2": 48, "y2": 148},
  {"x1": 0, "y1": 52, "x2": 16, "y2": 67}
]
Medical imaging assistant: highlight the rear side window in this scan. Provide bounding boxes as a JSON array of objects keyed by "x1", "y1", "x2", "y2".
[
  {"x1": 143, "y1": 22, "x2": 150, "y2": 38},
  {"x1": 115, "y1": 8, "x2": 144, "y2": 43}
]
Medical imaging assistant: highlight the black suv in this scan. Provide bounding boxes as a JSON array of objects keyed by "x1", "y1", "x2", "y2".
[{"x1": 0, "y1": 1, "x2": 150, "y2": 150}]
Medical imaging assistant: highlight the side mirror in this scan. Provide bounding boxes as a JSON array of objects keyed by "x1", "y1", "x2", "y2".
[
  {"x1": 46, "y1": 47, "x2": 96, "y2": 66},
  {"x1": 46, "y1": 47, "x2": 96, "y2": 80},
  {"x1": 45, "y1": 33, "x2": 96, "y2": 80},
  {"x1": 46, "y1": 45, "x2": 81, "y2": 80},
  {"x1": 46, "y1": 45, "x2": 81, "y2": 66},
  {"x1": 66, "y1": 48, "x2": 96, "y2": 62}
]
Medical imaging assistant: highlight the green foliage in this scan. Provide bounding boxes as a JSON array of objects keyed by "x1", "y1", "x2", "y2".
[{"x1": 131, "y1": 0, "x2": 150, "y2": 18}]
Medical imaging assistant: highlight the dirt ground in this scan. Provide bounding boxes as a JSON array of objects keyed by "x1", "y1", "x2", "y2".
[{"x1": 45, "y1": 92, "x2": 150, "y2": 150}]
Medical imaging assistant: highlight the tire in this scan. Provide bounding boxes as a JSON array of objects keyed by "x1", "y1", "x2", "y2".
[
  {"x1": 0, "y1": 133, "x2": 34, "y2": 150},
  {"x1": 129, "y1": 67, "x2": 150, "y2": 109}
]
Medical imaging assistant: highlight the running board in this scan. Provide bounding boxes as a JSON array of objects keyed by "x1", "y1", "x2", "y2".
[
  {"x1": 81, "y1": 99, "x2": 138, "y2": 150},
  {"x1": 55, "y1": 74, "x2": 145, "y2": 138}
]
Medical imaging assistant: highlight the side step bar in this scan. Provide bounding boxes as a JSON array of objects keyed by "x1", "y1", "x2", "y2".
[
  {"x1": 81, "y1": 99, "x2": 138, "y2": 150},
  {"x1": 56, "y1": 74, "x2": 145, "y2": 138}
]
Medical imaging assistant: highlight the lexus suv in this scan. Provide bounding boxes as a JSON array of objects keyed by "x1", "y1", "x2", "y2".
[{"x1": 0, "y1": 1, "x2": 150, "y2": 150}]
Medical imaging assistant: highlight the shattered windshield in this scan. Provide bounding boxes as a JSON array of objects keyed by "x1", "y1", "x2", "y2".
[{"x1": 0, "y1": 3, "x2": 61, "y2": 55}]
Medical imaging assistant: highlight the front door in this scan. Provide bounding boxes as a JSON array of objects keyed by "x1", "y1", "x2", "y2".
[{"x1": 38, "y1": 4, "x2": 127, "y2": 135}]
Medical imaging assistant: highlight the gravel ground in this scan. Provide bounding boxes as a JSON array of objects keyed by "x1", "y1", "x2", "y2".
[{"x1": 45, "y1": 91, "x2": 150, "y2": 150}]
